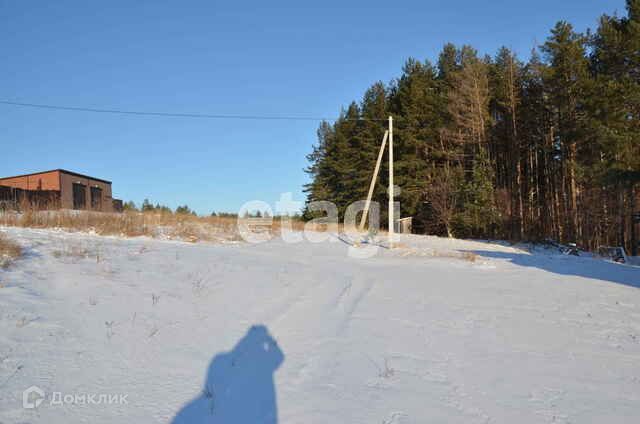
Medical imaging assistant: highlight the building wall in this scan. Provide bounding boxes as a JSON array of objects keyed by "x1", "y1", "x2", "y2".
[
  {"x1": 1, "y1": 170, "x2": 116, "y2": 212},
  {"x1": 59, "y1": 172, "x2": 113, "y2": 212},
  {"x1": 0, "y1": 171, "x2": 61, "y2": 191}
]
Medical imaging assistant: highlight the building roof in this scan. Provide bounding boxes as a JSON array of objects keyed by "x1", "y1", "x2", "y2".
[{"x1": 0, "y1": 169, "x2": 112, "y2": 184}]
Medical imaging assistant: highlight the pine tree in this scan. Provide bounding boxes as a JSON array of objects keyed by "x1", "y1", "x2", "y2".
[
  {"x1": 141, "y1": 198, "x2": 154, "y2": 212},
  {"x1": 489, "y1": 47, "x2": 524, "y2": 239},
  {"x1": 303, "y1": 3, "x2": 640, "y2": 251},
  {"x1": 587, "y1": 0, "x2": 640, "y2": 249},
  {"x1": 437, "y1": 43, "x2": 459, "y2": 83},
  {"x1": 388, "y1": 59, "x2": 444, "y2": 230},
  {"x1": 303, "y1": 121, "x2": 334, "y2": 218},
  {"x1": 123, "y1": 201, "x2": 138, "y2": 212},
  {"x1": 519, "y1": 50, "x2": 558, "y2": 240},
  {"x1": 452, "y1": 148, "x2": 499, "y2": 238},
  {"x1": 541, "y1": 21, "x2": 590, "y2": 243}
]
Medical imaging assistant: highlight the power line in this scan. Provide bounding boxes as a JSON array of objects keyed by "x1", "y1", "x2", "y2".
[
  {"x1": 0, "y1": 100, "x2": 390, "y2": 122},
  {"x1": 0, "y1": 100, "x2": 332, "y2": 121}
]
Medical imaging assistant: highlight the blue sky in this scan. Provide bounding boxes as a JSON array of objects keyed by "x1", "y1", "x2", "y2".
[{"x1": 0, "y1": 0, "x2": 625, "y2": 214}]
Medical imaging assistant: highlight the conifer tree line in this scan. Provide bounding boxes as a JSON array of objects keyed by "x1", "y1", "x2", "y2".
[{"x1": 304, "y1": 1, "x2": 640, "y2": 251}]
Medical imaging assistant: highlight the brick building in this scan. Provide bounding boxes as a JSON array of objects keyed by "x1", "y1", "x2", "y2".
[{"x1": 0, "y1": 169, "x2": 121, "y2": 212}]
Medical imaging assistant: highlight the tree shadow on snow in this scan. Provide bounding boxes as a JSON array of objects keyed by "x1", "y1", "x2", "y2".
[
  {"x1": 172, "y1": 325, "x2": 284, "y2": 424},
  {"x1": 471, "y1": 250, "x2": 640, "y2": 289}
]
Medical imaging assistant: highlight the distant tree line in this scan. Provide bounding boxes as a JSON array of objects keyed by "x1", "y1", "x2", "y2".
[
  {"x1": 304, "y1": 1, "x2": 640, "y2": 251},
  {"x1": 211, "y1": 211, "x2": 239, "y2": 218},
  {"x1": 122, "y1": 200, "x2": 248, "y2": 219},
  {"x1": 123, "y1": 199, "x2": 197, "y2": 216},
  {"x1": 122, "y1": 200, "x2": 246, "y2": 219}
]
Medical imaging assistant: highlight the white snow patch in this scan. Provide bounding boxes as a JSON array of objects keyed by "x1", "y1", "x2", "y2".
[{"x1": 0, "y1": 227, "x2": 639, "y2": 423}]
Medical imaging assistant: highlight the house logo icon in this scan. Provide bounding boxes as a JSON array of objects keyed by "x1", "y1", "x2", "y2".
[{"x1": 23, "y1": 386, "x2": 45, "y2": 409}]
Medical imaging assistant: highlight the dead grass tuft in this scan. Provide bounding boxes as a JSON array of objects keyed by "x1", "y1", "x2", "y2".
[
  {"x1": 400, "y1": 247, "x2": 478, "y2": 262},
  {"x1": 52, "y1": 242, "x2": 95, "y2": 261},
  {"x1": 0, "y1": 233, "x2": 23, "y2": 268},
  {"x1": 459, "y1": 251, "x2": 478, "y2": 262}
]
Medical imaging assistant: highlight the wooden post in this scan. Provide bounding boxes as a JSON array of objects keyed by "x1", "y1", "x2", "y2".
[
  {"x1": 359, "y1": 130, "x2": 388, "y2": 231},
  {"x1": 632, "y1": 211, "x2": 639, "y2": 257},
  {"x1": 388, "y1": 116, "x2": 394, "y2": 247}
]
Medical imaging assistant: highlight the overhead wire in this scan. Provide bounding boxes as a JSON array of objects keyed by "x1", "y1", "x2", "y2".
[{"x1": 0, "y1": 100, "x2": 392, "y2": 122}]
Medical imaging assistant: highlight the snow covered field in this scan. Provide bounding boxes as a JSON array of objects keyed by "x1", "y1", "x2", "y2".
[{"x1": 1, "y1": 227, "x2": 639, "y2": 423}]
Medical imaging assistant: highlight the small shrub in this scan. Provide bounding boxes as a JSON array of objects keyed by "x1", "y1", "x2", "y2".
[
  {"x1": 0, "y1": 233, "x2": 22, "y2": 268},
  {"x1": 460, "y1": 251, "x2": 478, "y2": 262}
]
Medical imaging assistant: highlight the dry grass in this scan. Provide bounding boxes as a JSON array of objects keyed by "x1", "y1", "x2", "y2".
[
  {"x1": 0, "y1": 233, "x2": 22, "y2": 268},
  {"x1": 52, "y1": 242, "x2": 96, "y2": 261},
  {"x1": 0, "y1": 210, "x2": 311, "y2": 243},
  {"x1": 459, "y1": 251, "x2": 478, "y2": 262},
  {"x1": 0, "y1": 210, "x2": 240, "y2": 242},
  {"x1": 399, "y1": 247, "x2": 478, "y2": 262}
]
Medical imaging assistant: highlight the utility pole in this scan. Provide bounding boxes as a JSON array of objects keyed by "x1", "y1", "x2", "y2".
[
  {"x1": 359, "y1": 130, "x2": 388, "y2": 231},
  {"x1": 388, "y1": 115, "x2": 394, "y2": 247}
]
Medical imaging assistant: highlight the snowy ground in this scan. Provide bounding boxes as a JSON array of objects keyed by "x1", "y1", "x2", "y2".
[{"x1": 1, "y1": 227, "x2": 639, "y2": 423}]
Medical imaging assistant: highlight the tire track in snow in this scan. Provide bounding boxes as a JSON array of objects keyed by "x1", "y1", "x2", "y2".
[{"x1": 333, "y1": 275, "x2": 373, "y2": 336}]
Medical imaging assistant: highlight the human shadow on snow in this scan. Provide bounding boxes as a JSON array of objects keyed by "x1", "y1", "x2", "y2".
[
  {"x1": 172, "y1": 325, "x2": 284, "y2": 424},
  {"x1": 472, "y1": 250, "x2": 640, "y2": 289}
]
